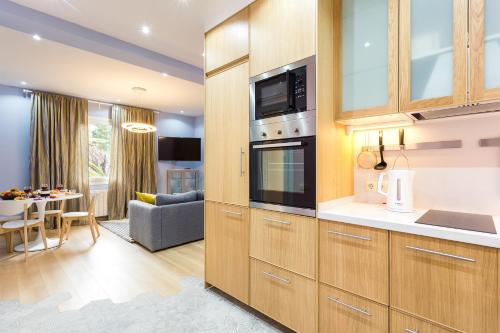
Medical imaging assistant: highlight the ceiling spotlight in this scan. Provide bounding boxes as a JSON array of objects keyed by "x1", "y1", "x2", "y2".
[
  {"x1": 364, "y1": 41, "x2": 371, "y2": 48},
  {"x1": 180, "y1": 110, "x2": 185, "y2": 114},
  {"x1": 32, "y1": 34, "x2": 41, "y2": 41},
  {"x1": 162, "y1": 72, "x2": 168, "y2": 77},
  {"x1": 202, "y1": 52, "x2": 205, "y2": 57},
  {"x1": 116, "y1": 99, "x2": 121, "y2": 102},
  {"x1": 141, "y1": 25, "x2": 151, "y2": 35},
  {"x1": 20, "y1": 81, "x2": 27, "y2": 86}
]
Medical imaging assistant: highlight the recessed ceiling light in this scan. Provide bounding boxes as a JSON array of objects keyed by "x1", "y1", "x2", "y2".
[
  {"x1": 32, "y1": 34, "x2": 41, "y2": 41},
  {"x1": 364, "y1": 41, "x2": 371, "y2": 48},
  {"x1": 132, "y1": 86, "x2": 147, "y2": 92},
  {"x1": 116, "y1": 99, "x2": 121, "y2": 102},
  {"x1": 180, "y1": 110, "x2": 185, "y2": 114},
  {"x1": 20, "y1": 81, "x2": 27, "y2": 86},
  {"x1": 162, "y1": 72, "x2": 168, "y2": 77},
  {"x1": 202, "y1": 52, "x2": 205, "y2": 57},
  {"x1": 141, "y1": 25, "x2": 151, "y2": 35}
]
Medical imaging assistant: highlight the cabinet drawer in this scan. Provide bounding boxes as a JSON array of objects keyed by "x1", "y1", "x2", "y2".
[
  {"x1": 250, "y1": 209, "x2": 316, "y2": 278},
  {"x1": 391, "y1": 310, "x2": 454, "y2": 333},
  {"x1": 205, "y1": 202, "x2": 249, "y2": 303},
  {"x1": 319, "y1": 220, "x2": 389, "y2": 304},
  {"x1": 250, "y1": 258, "x2": 316, "y2": 333},
  {"x1": 319, "y1": 283, "x2": 388, "y2": 333},
  {"x1": 391, "y1": 232, "x2": 498, "y2": 333}
]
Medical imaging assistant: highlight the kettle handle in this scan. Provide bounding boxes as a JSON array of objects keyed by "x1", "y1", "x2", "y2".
[{"x1": 377, "y1": 173, "x2": 388, "y2": 196}]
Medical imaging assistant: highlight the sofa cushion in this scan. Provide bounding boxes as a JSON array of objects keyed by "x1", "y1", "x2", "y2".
[
  {"x1": 196, "y1": 190, "x2": 204, "y2": 201},
  {"x1": 136, "y1": 192, "x2": 156, "y2": 205},
  {"x1": 156, "y1": 191, "x2": 197, "y2": 206}
]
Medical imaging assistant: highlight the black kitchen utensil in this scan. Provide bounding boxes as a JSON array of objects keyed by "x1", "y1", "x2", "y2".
[{"x1": 374, "y1": 130, "x2": 387, "y2": 170}]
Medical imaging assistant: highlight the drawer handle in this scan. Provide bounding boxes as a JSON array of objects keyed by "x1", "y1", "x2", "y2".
[
  {"x1": 262, "y1": 271, "x2": 291, "y2": 284},
  {"x1": 327, "y1": 296, "x2": 372, "y2": 317},
  {"x1": 406, "y1": 245, "x2": 476, "y2": 263},
  {"x1": 405, "y1": 329, "x2": 418, "y2": 333},
  {"x1": 263, "y1": 217, "x2": 291, "y2": 225},
  {"x1": 328, "y1": 230, "x2": 371, "y2": 241},
  {"x1": 222, "y1": 210, "x2": 242, "y2": 216}
]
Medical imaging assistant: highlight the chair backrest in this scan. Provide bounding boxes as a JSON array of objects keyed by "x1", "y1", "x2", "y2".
[
  {"x1": 88, "y1": 197, "x2": 96, "y2": 216},
  {"x1": 0, "y1": 200, "x2": 32, "y2": 216}
]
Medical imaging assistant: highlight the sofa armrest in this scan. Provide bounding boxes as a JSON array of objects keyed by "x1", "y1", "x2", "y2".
[
  {"x1": 160, "y1": 201, "x2": 204, "y2": 248},
  {"x1": 128, "y1": 200, "x2": 162, "y2": 251}
]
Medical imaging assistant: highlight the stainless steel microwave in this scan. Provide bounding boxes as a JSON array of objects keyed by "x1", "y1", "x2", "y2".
[{"x1": 249, "y1": 56, "x2": 316, "y2": 126}]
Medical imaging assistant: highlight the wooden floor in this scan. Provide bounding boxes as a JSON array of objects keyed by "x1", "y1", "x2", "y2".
[{"x1": 0, "y1": 226, "x2": 204, "y2": 311}]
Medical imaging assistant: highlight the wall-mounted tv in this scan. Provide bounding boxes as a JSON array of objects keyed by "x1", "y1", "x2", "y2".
[{"x1": 158, "y1": 137, "x2": 201, "y2": 161}]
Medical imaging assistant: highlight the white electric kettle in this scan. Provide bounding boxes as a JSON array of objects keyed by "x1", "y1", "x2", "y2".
[{"x1": 377, "y1": 169, "x2": 415, "y2": 213}]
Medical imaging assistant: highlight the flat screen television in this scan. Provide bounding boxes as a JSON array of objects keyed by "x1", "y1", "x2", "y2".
[{"x1": 158, "y1": 136, "x2": 201, "y2": 161}]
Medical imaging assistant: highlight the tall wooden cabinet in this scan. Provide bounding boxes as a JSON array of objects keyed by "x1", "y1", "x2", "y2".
[
  {"x1": 249, "y1": 0, "x2": 316, "y2": 76},
  {"x1": 205, "y1": 62, "x2": 249, "y2": 206}
]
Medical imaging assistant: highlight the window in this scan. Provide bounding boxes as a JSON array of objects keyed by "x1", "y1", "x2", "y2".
[{"x1": 89, "y1": 116, "x2": 112, "y2": 187}]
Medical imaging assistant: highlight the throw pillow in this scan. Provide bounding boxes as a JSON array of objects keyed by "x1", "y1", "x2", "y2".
[
  {"x1": 136, "y1": 192, "x2": 156, "y2": 205},
  {"x1": 156, "y1": 191, "x2": 197, "y2": 206}
]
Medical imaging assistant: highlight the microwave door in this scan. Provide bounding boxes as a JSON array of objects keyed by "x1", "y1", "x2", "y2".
[{"x1": 255, "y1": 73, "x2": 290, "y2": 119}]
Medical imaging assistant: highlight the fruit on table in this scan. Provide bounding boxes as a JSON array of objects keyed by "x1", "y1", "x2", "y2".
[{"x1": 1, "y1": 188, "x2": 24, "y2": 200}]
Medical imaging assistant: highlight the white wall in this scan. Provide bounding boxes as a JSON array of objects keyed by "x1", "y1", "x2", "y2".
[{"x1": 353, "y1": 112, "x2": 500, "y2": 215}]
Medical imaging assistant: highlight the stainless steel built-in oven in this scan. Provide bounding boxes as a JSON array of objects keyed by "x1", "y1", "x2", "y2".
[
  {"x1": 249, "y1": 136, "x2": 316, "y2": 217},
  {"x1": 250, "y1": 56, "x2": 316, "y2": 125}
]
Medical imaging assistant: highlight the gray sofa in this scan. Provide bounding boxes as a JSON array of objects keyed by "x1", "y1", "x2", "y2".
[{"x1": 128, "y1": 190, "x2": 204, "y2": 252}]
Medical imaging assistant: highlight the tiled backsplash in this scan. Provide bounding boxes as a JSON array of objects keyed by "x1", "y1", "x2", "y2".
[{"x1": 353, "y1": 112, "x2": 500, "y2": 215}]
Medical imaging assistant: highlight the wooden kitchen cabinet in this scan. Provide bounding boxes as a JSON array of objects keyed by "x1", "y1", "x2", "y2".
[
  {"x1": 205, "y1": 201, "x2": 249, "y2": 303},
  {"x1": 390, "y1": 232, "x2": 498, "y2": 333},
  {"x1": 334, "y1": 0, "x2": 399, "y2": 121},
  {"x1": 470, "y1": 0, "x2": 500, "y2": 102},
  {"x1": 205, "y1": 8, "x2": 249, "y2": 74},
  {"x1": 249, "y1": 0, "x2": 316, "y2": 77},
  {"x1": 250, "y1": 209, "x2": 316, "y2": 279},
  {"x1": 319, "y1": 220, "x2": 389, "y2": 304},
  {"x1": 319, "y1": 283, "x2": 389, "y2": 333},
  {"x1": 391, "y1": 310, "x2": 455, "y2": 333},
  {"x1": 250, "y1": 258, "x2": 317, "y2": 333},
  {"x1": 399, "y1": 0, "x2": 468, "y2": 112},
  {"x1": 204, "y1": 61, "x2": 249, "y2": 206}
]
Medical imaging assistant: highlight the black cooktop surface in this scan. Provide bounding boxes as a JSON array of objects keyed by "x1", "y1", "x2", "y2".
[{"x1": 415, "y1": 210, "x2": 497, "y2": 234}]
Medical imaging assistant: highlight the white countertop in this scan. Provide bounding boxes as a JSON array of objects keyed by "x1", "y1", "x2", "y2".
[{"x1": 318, "y1": 197, "x2": 500, "y2": 249}]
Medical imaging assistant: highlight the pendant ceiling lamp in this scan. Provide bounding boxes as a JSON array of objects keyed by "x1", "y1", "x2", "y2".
[{"x1": 121, "y1": 86, "x2": 157, "y2": 133}]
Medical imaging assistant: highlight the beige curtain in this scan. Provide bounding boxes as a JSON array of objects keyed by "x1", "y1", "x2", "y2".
[
  {"x1": 107, "y1": 105, "x2": 157, "y2": 219},
  {"x1": 29, "y1": 91, "x2": 90, "y2": 213}
]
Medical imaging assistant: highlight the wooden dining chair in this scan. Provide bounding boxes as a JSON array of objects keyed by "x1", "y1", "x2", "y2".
[
  {"x1": 60, "y1": 197, "x2": 100, "y2": 245},
  {"x1": 30, "y1": 201, "x2": 65, "y2": 240},
  {"x1": 1, "y1": 201, "x2": 48, "y2": 261},
  {"x1": 0, "y1": 216, "x2": 15, "y2": 253}
]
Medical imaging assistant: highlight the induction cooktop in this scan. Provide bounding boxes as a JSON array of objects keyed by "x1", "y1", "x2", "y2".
[{"x1": 415, "y1": 210, "x2": 497, "y2": 234}]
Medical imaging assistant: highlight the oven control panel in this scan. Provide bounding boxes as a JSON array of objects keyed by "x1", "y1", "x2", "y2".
[{"x1": 250, "y1": 114, "x2": 316, "y2": 142}]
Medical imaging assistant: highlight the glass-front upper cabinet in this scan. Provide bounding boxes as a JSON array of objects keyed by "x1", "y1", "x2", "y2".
[
  {"x1": 335, "y1": 0, "x2": 399, "y2": 120},
  {"x1": 399, "y1": 0, "x2": 467, "y2": 112},
  {"x1": 470, "y1": 0, "x2": 500, "y2": 102}
]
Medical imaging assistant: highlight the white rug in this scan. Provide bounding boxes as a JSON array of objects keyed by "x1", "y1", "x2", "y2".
[{"x1": 0, "y1": 277, "x2": 289, "y2": 333}]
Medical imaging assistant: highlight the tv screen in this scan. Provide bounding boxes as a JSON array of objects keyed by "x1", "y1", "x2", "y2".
[{"x1": 158, "y1": 137, "x2": 201, "y2": 161}]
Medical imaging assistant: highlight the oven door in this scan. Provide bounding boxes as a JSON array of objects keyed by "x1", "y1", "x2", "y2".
[
  {"x1": 250, "y1": 136, "x2": 316, "y2": 216},
  {"x1": 254, "y1": 71, "x2": 296, "y2": 120}
]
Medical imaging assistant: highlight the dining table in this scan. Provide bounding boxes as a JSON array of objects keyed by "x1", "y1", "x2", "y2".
[{"x1": 0, "y1": 193, "x2": 83, "y2": 252}]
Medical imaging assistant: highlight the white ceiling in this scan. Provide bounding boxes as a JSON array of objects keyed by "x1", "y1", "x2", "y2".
[
  {"x1": 0, "y1": 26, "x2": 205, "y2": 115},
  {"x1": 10, "y1": 0, "x2": 254, "y2": 68}
]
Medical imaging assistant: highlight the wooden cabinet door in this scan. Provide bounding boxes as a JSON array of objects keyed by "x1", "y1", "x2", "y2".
[
  {"x1": 205, "y1": 62, "x2": 249, "y2": 206},
  {"x1": 319, "y1": 220, "x2": 389, "y2": 304},
  {"x1": 250, "y1": 209, "x2": 316, "y2": 278},
  {"x1": 205, "y1": 8, "x2": 249, "y2": 74},
  {"x1": 334, "y1": 0, "x2": 399, "y2": 121},
  {"x1": 319, "y1": 283, "x2": 389, "y2": 333},
  {"x1": 399, "y1": 0, "x2": 467, "y2": 112},
  {"x1": 249, "y1": 0, "x2": 316, "y2": 76},
  {"x1": 470, "y1": 0, "x2": 500, "y2": 102},
  {"x1": 391, "y1": 232, "x2": 498, "y2": 333},
  {"x1": 391, "y1": 310, "x2": 455, "y2": 333},
  {"x1": 205, "y1": 201, "x2": 249, "y2": 303},
  {"x1": 250, "y1": 258, "x2": 317, "y2": 333}
]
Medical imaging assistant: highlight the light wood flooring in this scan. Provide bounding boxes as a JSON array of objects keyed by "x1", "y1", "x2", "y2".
[{"x1": 0, "y1": 226, "x2": 204, "y2": 311}]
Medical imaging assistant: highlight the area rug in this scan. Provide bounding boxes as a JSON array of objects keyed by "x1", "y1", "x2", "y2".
[
  {"x1": 0, "y1": 277, "x2": 289, "y2": 333},
  {"x1": 100, "y1": 219, "x2": 134, "y2": 243}
]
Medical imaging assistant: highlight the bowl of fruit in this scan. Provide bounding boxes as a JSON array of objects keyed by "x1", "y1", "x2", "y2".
[{"x1": 1, "y1": 188, "x2": 24, "y2": 200}]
